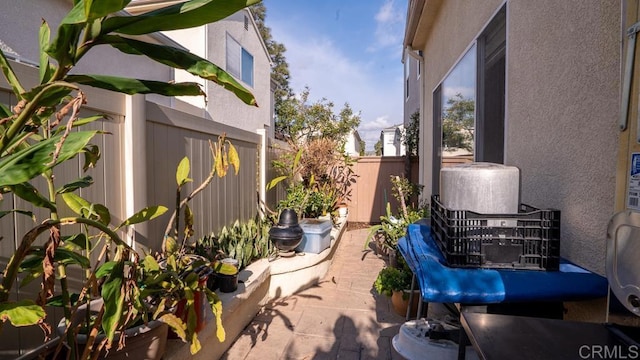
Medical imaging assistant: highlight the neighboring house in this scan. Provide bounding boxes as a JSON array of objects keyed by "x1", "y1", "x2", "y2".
[
  {"x1": 404, "y1": 0, "x2": 622, "y2": 320},
  {"x1": 380, "y1": 125, "x2": 405, "y2": 156},
  {"x1": 126, "y1": 3, "x2": 274, "y2": 135},
  {"x1": 343, "y1": 129, "x2": 363, "y2": 157}
]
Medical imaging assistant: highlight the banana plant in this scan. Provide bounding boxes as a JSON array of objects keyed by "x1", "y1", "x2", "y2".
[
  {"x1": 0, "y1": 0, "x2": 259, "y2": 358},
  {"x1": 151, "y1": 134, "x2": 239, "y2": 354}
]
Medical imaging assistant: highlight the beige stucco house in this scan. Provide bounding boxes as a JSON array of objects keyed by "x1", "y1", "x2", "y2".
[
  {"x1": 126, "y1": 2, "x2": 274, "y2": 135},
  {"x1": 404, "y1": 0, "x2": 626, "y2": 320}
]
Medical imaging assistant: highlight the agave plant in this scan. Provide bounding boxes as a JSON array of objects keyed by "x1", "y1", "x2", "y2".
[{"x1": 0, "y1": 0, "x2": 259, "y2": 358}]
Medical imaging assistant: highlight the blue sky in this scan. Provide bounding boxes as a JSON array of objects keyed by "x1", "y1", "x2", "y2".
[{"x1": 262, "y1": 0, "x2": 408, "y2": 151}]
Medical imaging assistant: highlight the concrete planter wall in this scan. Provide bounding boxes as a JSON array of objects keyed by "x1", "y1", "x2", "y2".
[{"x1": 164, "y1": 217, "x2": 347, "y2": 359}]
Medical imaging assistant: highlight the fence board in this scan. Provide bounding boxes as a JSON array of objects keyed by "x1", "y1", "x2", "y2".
[
  {"x1": 144, "y1": 103, "x2": 260, "y2": 250},
  {"x1": 349, "y1": 156, "x2": 420, "y2": 223}
]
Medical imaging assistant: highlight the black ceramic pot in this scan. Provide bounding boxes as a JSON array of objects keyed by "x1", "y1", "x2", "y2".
[
  {"x1": 217, "y1": 273, "x2": 238, "y2": 293},
  {"x1": 269, "y1": 209, "x2": 303, "y2": 251}
]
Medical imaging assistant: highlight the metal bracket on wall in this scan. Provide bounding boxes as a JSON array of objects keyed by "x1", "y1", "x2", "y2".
[{"x1": 621, "y1": 22, "x2": 640, "y2": 134}]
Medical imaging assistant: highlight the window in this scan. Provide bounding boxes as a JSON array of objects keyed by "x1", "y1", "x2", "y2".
[
  {"x1": 226, "y1": 34, "x2": 254, "y2": 87},
  {"x1": 405, "y1": 58, "x2": 410, "y2": 99},
  {"x1": 432, "y1": 6, "x2": 505, "y2": 193},
  {"x1": 244, "y1": 15, "x2": 249, "y2": 31}
]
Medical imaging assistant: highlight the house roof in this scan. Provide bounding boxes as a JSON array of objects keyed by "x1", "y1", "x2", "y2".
[
  {"x1": 382, "y1": 124, "x2": 404, "y2": 131},
  {"x1": 403, "y1": 0, "x2": 443, "y2": 49}
]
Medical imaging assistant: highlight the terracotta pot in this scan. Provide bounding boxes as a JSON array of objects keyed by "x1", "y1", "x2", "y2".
[
  {"x1": 172, "y1": 277, "x2": 208, "y2": 337},
  {"x1": 57, "y1": 299, "x2": 168, "y2": 360},
  {"x1": 391, "y1": 290, "x2": 420, "y2": 317}
]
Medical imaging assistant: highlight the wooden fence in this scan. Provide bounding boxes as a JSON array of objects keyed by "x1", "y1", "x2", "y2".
[{"x1": 348, "y1": 156, "x2": 420, "y2": 223}]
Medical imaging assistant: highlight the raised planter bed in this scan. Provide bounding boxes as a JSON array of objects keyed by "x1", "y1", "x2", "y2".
[
  {"x1": 163, "y1": 217, "x2": 347, "y2": 359},
  {"x1": 269, "y1": 218, "x2": 346, "y2": 298}
]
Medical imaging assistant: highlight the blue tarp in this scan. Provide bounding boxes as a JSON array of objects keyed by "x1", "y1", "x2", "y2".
[{"x1": 398, "y1": 223, "x2": 609, "y2": 304}]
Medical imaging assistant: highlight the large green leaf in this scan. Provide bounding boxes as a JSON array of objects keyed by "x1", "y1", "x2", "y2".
[
  {"x1": 62, "y1": 233, "x2": 89, "y2": 251},
  {"x1": 0, "y1": 131, "x2": 97, "y2": 187},
  {"x1": 266, "y1": 176, "x2": 286, "y2": 190},
  {"x1": 102, "y1": 0, "x2": 261, "y2": 36},
  {"x1": 20, "y1": 247, "x2": 91, "y2": 269},
  {"x1": 60, "y1": 192, "x2": 110, "y2": 224},
  {"x1": 60, "y1": 192, "x2": 91, "y2": 217},
  {"x1": 0, "y1": 103, "x2": 11, "y2": 119},
  {"x1": 53, "y1": 116, "x2": 104, "y2": 135},
  {"x1": 0, "y1": 209, "x2": 34, "y2": 221},
  {"x1": 0, "y1": 300, "x2": 46, "y2": 327},
  {"x1": 66, "y1": 74, "x2": 205, "y2": 97},
  {"x1": 38, "y1": 20, "x2": 54, "y2": 84},
  {"x1": 95, "y1": 261, "x2": 117, "y2": 279},
  {"x1": 61, "y1": 0, "x2": 132, "y2": 25},
  {"x1": 10, "y1": 183, "x2": 56, "y2": 211},
  {"x1": 101, "y1": 260, "x2": 125, "y2": 342},
  {"x1": 102, "y1": 35, "x2": 256, "y2": 106},
  {"x1": 116, "y1": 205, "x2": 168, "y2": 229},
  {"x1": 176, "y1": 157, "x2": 191, "y2": 186},
  {"x1": 0, "y1": 49, "x2": 25, "y2": 97},
  {"x1": 46, "y1": 23, "x2": 82, "y2": 68},
  {"x1": 56, "y1": 176, "x2": 94, "y2": 194}
]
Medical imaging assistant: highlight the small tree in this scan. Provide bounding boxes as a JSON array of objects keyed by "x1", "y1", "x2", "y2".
[
  {"x1": 442, "y1": 93, "x2": 474, "y2": 151},
  {"x1": 403, "y1": 110, "x2": 420, "y2": 157},
  {"x1": 374, "y1": 138, "x2": 383, "y2": 156},
  {"x1": 250, "y1": 3, "x2": 293, "y2": 124},
  {"x1": 276, "y1": 86, "x2": 361, "y2": 145}
]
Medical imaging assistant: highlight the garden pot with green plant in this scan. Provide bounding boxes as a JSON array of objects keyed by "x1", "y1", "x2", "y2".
[
  {"x1": 55, "y1": 298, "x2": 169, "y2": 360},
  {"x1": 213, "y1": 261, "x2": 239, "y2": 293},
  {"x1": 152, "y1": 134, "x2": 240, "y2": 350},
  {"x1": 373, "y1": 266, "x2": 418, "y2": 317}
]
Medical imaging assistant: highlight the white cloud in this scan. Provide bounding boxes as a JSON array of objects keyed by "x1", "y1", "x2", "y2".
[
  {"x1": 271, "y1": 26, "x2": 404, "y2": 151},
  {"x1": 369, "y1": 0, "x2": 405, "y2": 52}
]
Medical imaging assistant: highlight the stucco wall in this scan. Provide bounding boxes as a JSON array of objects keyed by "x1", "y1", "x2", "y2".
[
  {"x1": 417, "y1": 0, "x2": 503, "y2": 196},
  {"x1": 415, "y1": 0, "x2": 620, "y2": 274},
  {"x1": 404, "y1": 54, "x2": 421, "y2": 127},
  {"x1": 506, "y1": 1, "x2": 619, "y2": 274},
  {"x1": 205, "y1": 10, "x2": 272, "y2": 134}
]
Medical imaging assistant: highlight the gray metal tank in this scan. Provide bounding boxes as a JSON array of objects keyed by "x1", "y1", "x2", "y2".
[{"x1": 440, "y1": 162, "x2": 520, "y2": 214}]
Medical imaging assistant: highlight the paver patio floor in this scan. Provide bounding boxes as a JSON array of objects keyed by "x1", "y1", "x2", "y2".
[{"x1": 222, "y1": 227, "x2": 408, "y2": 360}]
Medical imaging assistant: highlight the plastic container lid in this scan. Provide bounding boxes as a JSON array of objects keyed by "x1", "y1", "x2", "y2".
[{"x1": 299, "y1": 218, "x2": 332, "y2": 234}]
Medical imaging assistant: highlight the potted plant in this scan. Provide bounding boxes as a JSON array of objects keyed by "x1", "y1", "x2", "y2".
[
  {"x1": 212, "y1": 261, "x2": 239, "y2": 293},
  {"x1": 373, "y1": 266, "x2": 418, "y2": 317},
  {"x1": 0, "y1": 0, "x2": 258, "y2": 358},
  {"x1": 147, "y1": 134, "x2": 239, "y2": 352}
]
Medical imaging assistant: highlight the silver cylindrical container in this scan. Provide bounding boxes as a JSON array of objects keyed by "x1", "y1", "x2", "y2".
[{"x1": 440, "y1": 162, "x2": 520, "y2": 214}]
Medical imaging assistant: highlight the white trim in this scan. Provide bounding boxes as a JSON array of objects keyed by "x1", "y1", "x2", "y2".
[{"x1": 124, "y1": 94, "x2": 147, "y2": 249}]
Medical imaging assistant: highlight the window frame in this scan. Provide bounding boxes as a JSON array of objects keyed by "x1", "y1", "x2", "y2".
[{"x1": 226, "y1": 33, "x2": 255, "y2": 88}]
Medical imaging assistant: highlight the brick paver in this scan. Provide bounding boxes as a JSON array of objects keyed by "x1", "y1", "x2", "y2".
[{"x1": 222, "y1": 228, "x2": 407, "y2": 360}]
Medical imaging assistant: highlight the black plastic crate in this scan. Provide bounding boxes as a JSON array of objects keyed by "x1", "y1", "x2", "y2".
[{"x1": 430, "y1": 195, "x2": 561, "y2": 271}]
